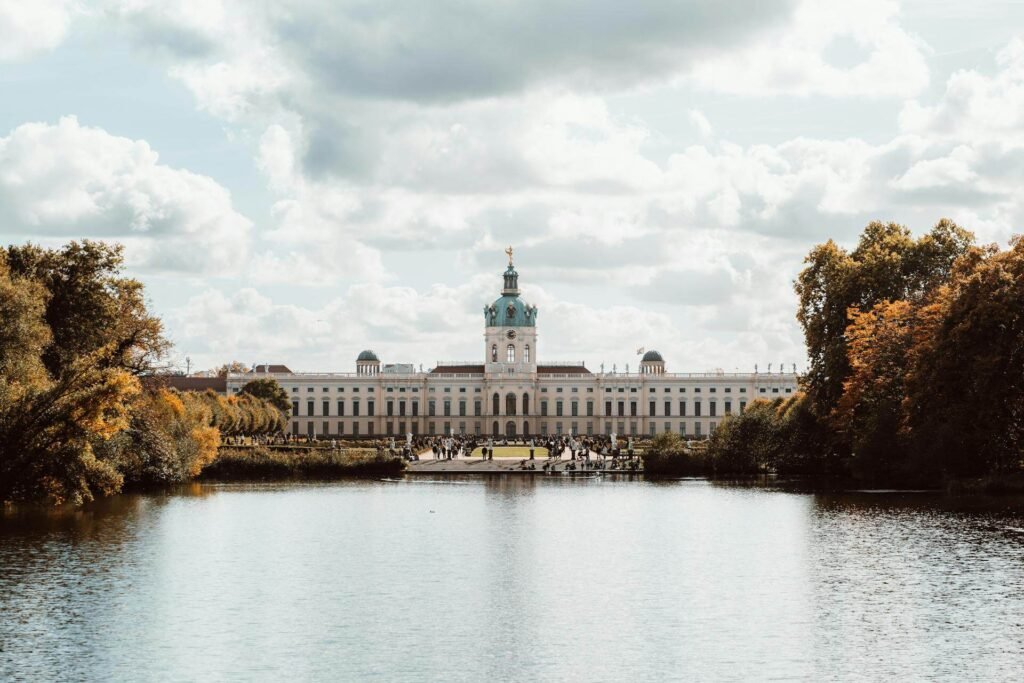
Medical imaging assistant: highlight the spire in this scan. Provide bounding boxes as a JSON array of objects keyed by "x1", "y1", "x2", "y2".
[{"x1": 502, "y1": 246, "x2": 519, "y2": 295}]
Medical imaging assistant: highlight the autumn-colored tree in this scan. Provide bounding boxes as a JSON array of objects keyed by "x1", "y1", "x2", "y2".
[
  {"x1": 0, "y1": 348, "x2": 141, "y2": 504},
  {"x1": 904, "y1": 237, "x2": 1024, "y2": 477},
  {"x1": 215, "y1": 361, "x2": 250, "y2": 378},
  {"x1": 837, "y1": 300, "x2": 928, "y2": 482},
  {"x1": 3, "y1": 241, "x2": 168, "y2": 377},
  {"x1": 795, "y1": 220, "x2": 973, "y2": 428}
]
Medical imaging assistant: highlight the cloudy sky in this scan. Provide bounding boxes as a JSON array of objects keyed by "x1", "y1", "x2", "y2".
[{"x1": 2, "y1": 1, "x2": 1022, "y2": 373}]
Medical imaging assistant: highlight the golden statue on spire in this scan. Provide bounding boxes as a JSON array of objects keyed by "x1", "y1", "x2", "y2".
[{"x1": 505, "y1": 245, "x2": 514, "y2": 266}]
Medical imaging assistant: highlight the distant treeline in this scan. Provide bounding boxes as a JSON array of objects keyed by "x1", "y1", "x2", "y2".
[
  {"x1": 0, "y1": 242, "x2": 288, "y2": 505},
  {"x1": 696, "y1": 220, "x2": 1024, "y2": 486}
]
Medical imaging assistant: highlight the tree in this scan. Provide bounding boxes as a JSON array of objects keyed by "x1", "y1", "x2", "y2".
[
  {"x1": 795, "y1": 220, "x2": 974, "y2": 425},
  {"x1": 837, "y1": 300, "x2": 922, "y2": 482},
  {"x1": 215, "y1": 361, "x2": 250, "y2": 378},
  {"x1": 3, "y1": 241, "x2": 168, "y2": 378},
  {"x1": 241, "y1": 378, "x2": 291, "y2": 415},
  {"x1": 904, "y1": 237, "x2": 1024, "y2": 478}
]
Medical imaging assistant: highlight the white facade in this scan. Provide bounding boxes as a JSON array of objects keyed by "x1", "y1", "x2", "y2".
[{"x1": 226, "y1": 261, "x2": 799, "y2": 439}]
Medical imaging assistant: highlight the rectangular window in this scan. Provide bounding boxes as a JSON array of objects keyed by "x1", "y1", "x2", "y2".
[
  {"x1": 740, "y1": 401, "x2": 747, "y2": 414},
  {"x1": 695, "y1": 422, "x2": 702, "y2": 437},
  {"x1": 337, "y1": 400, "x2": 344, "y2": 416},
  {"x1": 649, "y1": 423, "x2": 656, "y2": 437},
  {"x1": 368, "y1": 401, "x2": 375, "y2": 417},
  {"x1": 649, "y1": 401, "x2": 656, "y2": 416},
  {"x1": 710, "y1": 402, "x2": 717, "y2": 417},
  {"x1": 556, "y1": 401, "x2": 563, "y2": 417},
  {"x1": 680, "y1": 400, "x2": 686, "y2": 416},
  {"x1": 725, "y1": 401, "x2": 732, "y2": 415},
  {"x1": 571, "y1": 402, "x2": 578, "y2": 417},
  {"x1": 587, "y1": 421, "x2": 593, "y2": 434},
  {"x1": 630, "y1": 402, "x2": 637, "y2": 417},
  {"x1": 399, "y1": 400, "x2": 406, "y2": 417},
  {"x1": 429, "y1": 400, "x2": 436, "y2": 417},
  {"x1": 459, "y1": 401, "x2": 466, "y2": 417},
  {"x1": 323, "y1": 400, "x2": 330, "y2": 416},
  {"x1": 474, "y1": 401, "x2": 482, "y2": 417},
  {"x1": 412, "y1": 401, "x2": 419, "y2": 417},
  {"x1": 292, "y1": 400, "x2": 299, "y2": 417},
  {"x1": 428, "y1": 422, "x2": 435, "y2": 435},
  {"x1": 367, "y1": 422, "x2": 374, "y2": 436},
  {"x1": 617, "y1": 401, "x2": 624, "y2": 417},
  {"x1": 605, "y1": 401, "x2": 612, "y2": 417},
  {"x1": 541, "y1": 401, "x2": 548, "y2": 417},
  {"x1": 694, "y1": 401, "x2": 702, "y2": 417},
  {"x1": 444, "y1": 400, "x2": 451, "y2": 417},
  {"x1": 587, "y1": 401, "x2": 594, "y2": 417},
  {"x1": 664, "y1": 401, "x2": 671, "y2": 417},
  {"x1": 387, "y1": 422, "x2": 394, "y2": 435},
  {"x1": 387, "y1": 401, "x2": 394, "y2": 417},
  {"x1": 307, "y1": 400, "x2": 315, "y2": 417},
  {"x1": 353, "y1": 400, "x2": 360, "y2": 417}
]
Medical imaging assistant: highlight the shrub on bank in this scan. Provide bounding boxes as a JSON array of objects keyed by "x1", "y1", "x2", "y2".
[
  {"x1": 642, "y1": 433, "x2": 710, "y2": 476},
  {"x1": 199, "y1": 446, "x2": 405, "y2": 480}
]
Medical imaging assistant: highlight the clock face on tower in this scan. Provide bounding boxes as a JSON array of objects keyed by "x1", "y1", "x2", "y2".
[{"x1": 506, "y1": 329, "x2": 517, "y2": 340}]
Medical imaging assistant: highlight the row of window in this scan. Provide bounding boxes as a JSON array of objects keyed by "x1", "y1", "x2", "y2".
[
  {"x1": 280, "y1": 384, "x2": 794, "y2": 395},
  {"x1": 290, "y1": 420, "x2": 721, "y2": 438},
  {"x1": 289, "y1": 395, "x2": 796, "y2": 418},
  {"x1": 491, "y1": 344, "x2": 531, "y2": 363}
]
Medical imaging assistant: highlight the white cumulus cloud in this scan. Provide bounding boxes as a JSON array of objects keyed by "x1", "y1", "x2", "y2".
[{"x1": 0, "y1": 116, "x2": 253, "y2": 274}]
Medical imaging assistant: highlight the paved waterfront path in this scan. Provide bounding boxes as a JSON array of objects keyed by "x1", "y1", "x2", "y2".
[{"x1": 406, "y1": 447, "x2": 642, "y2": 474}]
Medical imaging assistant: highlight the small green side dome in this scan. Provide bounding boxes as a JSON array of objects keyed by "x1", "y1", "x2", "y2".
[
  {"x1": 642, "y1": 350, "x2": 664, "y2": 362},
  {"x1": 357, "y1": 349, "x2": 379, "y2": 362}
]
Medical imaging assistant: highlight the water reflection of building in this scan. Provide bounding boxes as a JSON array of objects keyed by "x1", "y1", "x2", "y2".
[{"x1": 227, "y1": 255, "x2": 799, "y2": 439}]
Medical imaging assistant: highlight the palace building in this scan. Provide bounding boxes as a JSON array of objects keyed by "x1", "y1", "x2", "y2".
[{"x1": 226, "y1": 254, "x2": 799, "y2": 439}]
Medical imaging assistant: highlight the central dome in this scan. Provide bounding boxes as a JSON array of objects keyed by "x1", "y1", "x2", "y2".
[
  {"x1": 489, "y1": 295, "x2": 536, "y2": 327},
  {"x1": 642, "y1": 350, "x2": 664, "y2": 362}
]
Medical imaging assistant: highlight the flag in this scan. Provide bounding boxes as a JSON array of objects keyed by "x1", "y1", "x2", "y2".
[{"x1": 636, "y1": 346, "x2": 644, "y2": 355}]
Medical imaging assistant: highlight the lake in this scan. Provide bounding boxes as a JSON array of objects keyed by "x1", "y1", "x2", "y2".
[{"x1": 2, "y1": 477, "x2": 1023, "y2": 681}]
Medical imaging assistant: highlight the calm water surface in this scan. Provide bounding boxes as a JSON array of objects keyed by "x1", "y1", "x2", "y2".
[{"x1": 2, "y1": 477, "x2": 1023, "y2": 681}]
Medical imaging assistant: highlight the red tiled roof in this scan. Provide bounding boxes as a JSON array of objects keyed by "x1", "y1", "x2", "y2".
[
  {"x1": 538, "y1": 365, "x2": 591, "y2": 374},
  {"x1": 254, "y1": 364, "x2": 292, "y2": 373},
  {"x1": 430, "y1": 365, "x2": 485, "y2": 374}
]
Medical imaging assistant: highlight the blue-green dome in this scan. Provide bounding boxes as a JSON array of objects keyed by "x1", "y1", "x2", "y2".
[
  {"x1": 357, "y1": 349, "x2": 379, "y2": 362},
  {"x1": 642, "y1": 350, "x2": 664, "y2": 362},
  {"x1": 485, "y1": 295, "x2": 536, "y2": 327}
]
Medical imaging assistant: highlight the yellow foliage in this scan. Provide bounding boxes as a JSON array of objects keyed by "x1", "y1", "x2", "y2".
[{"x1": 189, "y1": 425, "x2": 221, "y2": 477}]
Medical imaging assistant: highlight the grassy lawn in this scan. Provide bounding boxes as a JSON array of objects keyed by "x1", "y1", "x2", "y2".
[{"x1": 469, "y1": 446, "x2": 550, "y2": 459}]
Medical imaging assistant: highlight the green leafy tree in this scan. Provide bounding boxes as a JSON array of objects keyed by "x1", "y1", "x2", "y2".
[
  {"x1": 3, "y1": 241, "x2": 168, "y2": 378},
  {"x1": 241, "y1": 378, "x2": 291, "y2": 415}
]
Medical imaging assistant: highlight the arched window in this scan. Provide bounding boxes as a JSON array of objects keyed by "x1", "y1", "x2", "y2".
[
  {"x1": 491, "y1": 344, "x2": 497, "y2": 362},
  {"x1": 524, "y1": 345, "x2": 530, "y2": 363},
  {"x1": 506, "y1": 393, "x2": 517, "y2": 416},
  {"x1": 522, "y1": 393, "x2": 530, "y2": 415},
  {"x1": 507, "y1": 344, "x2": 515, "y2": 362},
  {"x1": 492, "y1": 393, "x2": 500, "y2": 415}
]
